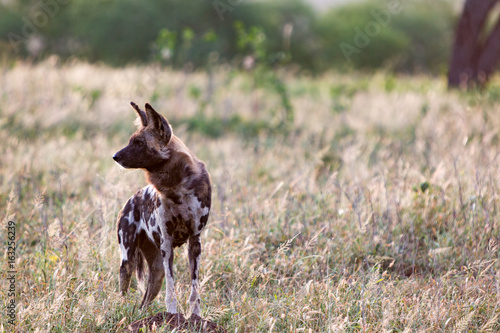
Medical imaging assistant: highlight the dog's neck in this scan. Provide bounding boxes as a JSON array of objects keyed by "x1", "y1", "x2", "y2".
[{"x1": 145, "y1": 136, "x2": 199, "y2": 193}]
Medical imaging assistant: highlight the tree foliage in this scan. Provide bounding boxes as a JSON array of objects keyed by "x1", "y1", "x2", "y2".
[{"x1": 0, "y1": 0, "x2": 456, "y2": 74}]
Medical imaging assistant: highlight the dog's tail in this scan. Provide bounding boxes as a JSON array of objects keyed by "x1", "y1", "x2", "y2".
[{"x1": 136, "y1": 250, "x2": 146, "y2": 292}]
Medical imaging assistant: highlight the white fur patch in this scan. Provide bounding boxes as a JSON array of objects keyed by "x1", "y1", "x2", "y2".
[
  {"x1": 114, "y1": 160, "x2": 126, "y2": 170},
  {"x1": 189, "y1": 274, "x2": 200, "y2": 316},
  {"x1": 127, "y1": 203, "x2": 135, "y2": 225},
  {"x1": 118, "y1": 229, "x2": 128, "y2": 261},
  {"x1": 158, "y1": 234, "x2": 178, "y2": 313},
  {"x1": 158, "y1": 146, "x2": 170, "y2": 159},
  {"x1": 165, "y1": 276, "x2": 178, "y2": 313}
]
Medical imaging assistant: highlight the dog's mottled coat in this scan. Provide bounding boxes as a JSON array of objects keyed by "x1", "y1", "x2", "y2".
[{"x1": 113, "y1": 102, "x2": 211, "y2": 315}]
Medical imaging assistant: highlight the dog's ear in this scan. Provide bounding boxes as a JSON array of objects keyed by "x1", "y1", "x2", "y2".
[
  {"x1": 130, "y1": 101, "x2": 148, "y2": 127},
  {"x1": 145, "y1": 103, "x2": 172, "y2": 142}
]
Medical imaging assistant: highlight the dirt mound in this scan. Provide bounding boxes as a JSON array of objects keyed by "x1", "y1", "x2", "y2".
[{"x1": 128, "y1": 312, "x2": 226, "y2": 332}]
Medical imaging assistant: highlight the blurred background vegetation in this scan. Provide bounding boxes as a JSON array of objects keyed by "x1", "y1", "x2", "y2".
[{"x1": 0, "y1": 0, "x2": 457, "y2": 74}]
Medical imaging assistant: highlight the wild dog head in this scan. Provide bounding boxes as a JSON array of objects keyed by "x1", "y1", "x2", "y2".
[{"x1": 113, "y1": 102, "x2": 172, "y2": 171}]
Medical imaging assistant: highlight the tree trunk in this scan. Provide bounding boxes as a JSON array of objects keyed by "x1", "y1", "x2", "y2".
[
  {"x1": 448, "y1": 0, "x2": 500, "y2": 88},
  {"x1": 476, "y1": 18, "x2": 500, "y2": 84}
]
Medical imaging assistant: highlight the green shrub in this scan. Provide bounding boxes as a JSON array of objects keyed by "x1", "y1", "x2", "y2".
[
  {"x1": 315, "y1": 0, "x2": 455, "y2": 73},
  {"x1": 0, "y1": 0, "x2": 455, "y2": 73},
  {"x1": 0, "y1": 4, "x2": 27, "y2": 56},
  {"x1": 0, "y1": 0, "x2": 318, "y2": 68}
]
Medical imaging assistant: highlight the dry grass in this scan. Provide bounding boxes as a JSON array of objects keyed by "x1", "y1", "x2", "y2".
[{"x1": 1, "y1": 59, "x2": 500, "y2": 332}]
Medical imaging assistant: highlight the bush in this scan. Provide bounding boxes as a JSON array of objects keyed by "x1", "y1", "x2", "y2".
[
  {"x1": 315, "y1": 0, "x2": 455, "y2": 73},
  {"x1": 0, "y1": 0, "x2": 456, "y2": 74},
  {"x1": 0, "y1": 0, "x2": 318, "y2": 68},
  {"x1": 0, "y1": 4, "x2": 27, "y2": 57}
]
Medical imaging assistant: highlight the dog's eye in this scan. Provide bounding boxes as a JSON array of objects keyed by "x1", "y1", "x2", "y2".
[{"x1": 136, "y1": 140, "x2": 144, "y2": 147}]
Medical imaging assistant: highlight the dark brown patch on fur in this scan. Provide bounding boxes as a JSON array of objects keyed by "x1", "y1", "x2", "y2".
[
  {"x1": 124, "y1": 188, "x2": 162, "y2": 226},
  {"x1": 117, "y1": 210, "x2": 137, "y2": 248},
  {"x1": 166, "y1": 190, "x2": 182, "y2": 205},
  {"x1": 121, "y1": 201, "x2": 132, "y2": 219},
  {"x1": 153, "y1": 231, "x2": 161, "y2": 248},
  {"x1": 188, "y1": 166, "x2": 212, "y2": 210},
  {"x1": 167, "y1": 247, "x2": 174, "y2": 278},
  {"x1": 142, "y1": 188, "x2": 151, "y2": 202},
  {"x1": 133, "y1": 204, "x2": 140, "y2": 221},
  {"x1": 199, "y1": 214, "x2": 209, "y2": 231},
  {"x1": 164, "y1": 214, "x2": 192, "y2": 247},
  {"x1": 137, "y1": 230, "x2": 157, "y2": 257},
  {"x1": 189, "y1": 240, "x2": 201, "y2": 260},
  {"x1": 166, "y1": 220, "x2": 175, "y2": 234}
]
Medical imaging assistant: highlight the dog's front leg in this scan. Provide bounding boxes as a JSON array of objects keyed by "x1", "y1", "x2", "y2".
[
  {"x1": 188, "y1": 234, "x2": 202, "y2": 316},
  {"x1": 161, "y1": 235, "x2": 177, "y2": 313}
]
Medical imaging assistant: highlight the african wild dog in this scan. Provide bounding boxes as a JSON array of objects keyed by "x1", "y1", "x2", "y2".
[{"x1": 113, "y1": 102, "x2": 211, "y2": 315}]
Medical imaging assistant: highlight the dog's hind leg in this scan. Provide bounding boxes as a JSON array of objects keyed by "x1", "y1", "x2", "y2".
[
  {"x1": 118, "y1": 216, "x2": 139, "y2": 295},
  {"x1": 138, "y1": 234, "x2": 165, "y2": 308},
  {"x1": 118, "y1": 236, "x2": 137, "y2": 294}
]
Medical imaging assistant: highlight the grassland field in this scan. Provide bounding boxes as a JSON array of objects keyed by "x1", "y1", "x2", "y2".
[{"x1": 1, "y1": 59, "x2": 500, "y2": 332}]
